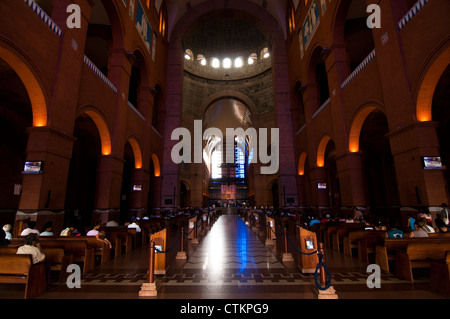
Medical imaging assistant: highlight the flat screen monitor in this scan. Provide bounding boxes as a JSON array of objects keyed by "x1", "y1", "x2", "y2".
[
  {"x1": 422, "y1": 156, "x2": 442, "y2": 169},
  {"x1": 317, "y1": 182, "x2": 327, "y2": 190},
  {"x1": 133, "y1": 184, "x2": 143, "y2": 191},
  {"x1": 23, "y1": 161, "x2": 43, "y2": 174}
]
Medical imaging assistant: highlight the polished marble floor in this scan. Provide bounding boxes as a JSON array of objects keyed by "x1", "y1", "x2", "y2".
[{"x1": 0, "y1": 209, "x2": 446, "y2": 300}]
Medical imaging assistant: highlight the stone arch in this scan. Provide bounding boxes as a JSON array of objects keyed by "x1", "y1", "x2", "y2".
[
  {"x1": 415, "y1": 45, "x2": 450, "y2": 122},
  {"x1": 151, "y1": 153, "x2": 161, "y2": 177},
  {"x1": 348, "y1": 102, "x2": 384, "y2": 153},
  {"x1": 78, "y1": 108, "x2": 112, "y2": 156},
  {"x1": 127, "y1": 136, "x2": 143, "y2": 169},
  {"x1": 298, "y1": 151, "x2": 308, "y2": 176},
  {"x1": 0, "y1": 45, "x2": 47, "y2": 127},
  {"x1": 316, "y1": 134, "x2": 332, "y2": 167},
  {"x1": 201, "y1": 90, "x2": 258, "y2": 120}
]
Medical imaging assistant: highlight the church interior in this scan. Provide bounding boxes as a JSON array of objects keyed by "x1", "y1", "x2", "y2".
[{"x1": 0, "y1": 0, "x2": 449, "y2": 305}]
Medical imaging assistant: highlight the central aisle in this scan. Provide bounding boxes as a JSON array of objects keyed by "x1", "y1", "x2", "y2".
[
  {"x1": 157, "y1": 214, "x2": 317, "y2": 299},
  {"x1": 183, "y1": 214, "x2": 283, "y2": 272}
]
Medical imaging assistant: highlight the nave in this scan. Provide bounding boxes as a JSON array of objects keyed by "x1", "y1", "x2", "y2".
[{"x1": 1, "y1": 208, "x2": 443, "y2": 300}]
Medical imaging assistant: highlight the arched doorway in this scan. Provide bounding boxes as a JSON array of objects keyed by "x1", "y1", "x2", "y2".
[
  {"x1": 120, "y1": 141, "x2": 135, "y2": 223},
  {"x1": 432, "y1": 64, "x2": 450, "y2": 200},
  {"x1": 180, "y1": 180, "x2": 190, "y2": 208},
  {"x1": 359, "y1": 110, "x2": 400, "y2": 211},
  {"x1": 0, "y1": 57, "x2": 33, "y2": 215},
  {"x1": 324, "y1": 140, "x2": 341, "y2": 208},
  {"x1": 65, "y1": 114, "x2": 102, "y2": 228}
]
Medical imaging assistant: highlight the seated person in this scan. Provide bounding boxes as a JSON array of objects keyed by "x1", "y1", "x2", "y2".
[
  {"x1": 386, "y1": 219, "x2": 404, "y2": 238},
  {"x1": 86, "y1": 222, "x2": 101, "y2": 236},
  {"x1": 20, "y1": 221, "x2": 40, "y2": 236},
  {"x1": 2, "y1": 224, "x2": 12, "y2": 241},
  {"x1": 40, "y1": 221, "x2": 54, "y2": 237},
  {"x1": 409, "y1": 219, "x2": 429, "y2": 238},
  {"x1": 435, "y1": 213, "x2": 449, "y2": 233},
  {"x1": 17, "y1": 233, "x2": 46, "y2": 264},
  {"x1": 60, "y1": 225, "x2": 76, "y2": 236},
  {"x1": 105, "y1": 218, "x2": 119, "y2": 227},
  {"x1": 127, "y1": 219, "x2": 142, "y2": 233}
]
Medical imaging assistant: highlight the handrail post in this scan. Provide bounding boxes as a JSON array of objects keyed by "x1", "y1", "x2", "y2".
[
  {"x1": 149, "y1": 240, "x2": 155, "y2": 284},
  {"x1": 139, "y1": 240, "x2": 157, "y2": 296},
  {"x1": 319, "y1": 242, "x2": 326, "y2": 286},
  {"x1": 282, "y1": 226, "x2": 294, "y2": 262},
  {"x1": 176, "y1": 227, "x2": 187, "y2": 260},
  {"x1": 316, "y1": 242, "x2": 338, "y2": 299}
]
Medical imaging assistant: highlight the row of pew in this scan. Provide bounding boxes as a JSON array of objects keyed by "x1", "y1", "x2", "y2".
[
  {"x1": 315, "y1": 221, "x2": 450, "y2": 296},
  {"x1": 0, "y1": 210, "x2": 217, "y2": 298}
]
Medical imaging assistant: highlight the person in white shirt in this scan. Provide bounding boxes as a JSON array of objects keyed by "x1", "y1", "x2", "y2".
[
  {"x1": 17, "y1": 233, "x2": 45, "y2": 264},
  {"x1": 127, "y1": 220, "x2": 141, "y2": 233},
  {"x1": 105, "y1": 218, "x2": 119, "y2": 227},
  {"x1": 20, "y1": 221, "x2": 40, "y2": 236},
  {"x1": 86, "y1": 223, "x2": 101, "y2": 237}
]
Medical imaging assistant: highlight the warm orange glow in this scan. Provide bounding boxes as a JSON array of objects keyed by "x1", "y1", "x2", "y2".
[
  {"x1": 316, "y1": 135, "x2": 331, "y2": 167},
  {"x1": 151, "y1": 154, "x2": 161, "y2": 177},
  {"x1": 0, "y1": 47, "x2": 47, "y2": 127},
  {"x1": 349, "y1": 106, "x2": 377, "y2": 153},
  {"x1": 84, "y1": 110, "x2": 112, "y2": 156},
  {"x1": 298, "y1": 152, "x2": 307, "y2": 175},
  {"x1": 128, "y1": 137, "x2": 143, "y2": 169},
  {"x1": 416, "y1": 48, "x2": 450, "y2": 123}
]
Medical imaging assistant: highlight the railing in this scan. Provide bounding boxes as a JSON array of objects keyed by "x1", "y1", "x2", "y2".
[
  {"x1": 127, "y1": 101, "x2": 145, "y2": 121},
  {"x1": 398, "y1": 0, "x2": 430, "y2": 30},
  {"x1": 23, "y1": 0, "x2": 62, "y2": 37},
  {"x1": 83, "y1": 55, "x2": 118, "y2": 93},
  {"x1": 312, "y1": 98, "x2": 330, "y2": 119},
  {"x1": 341, "y1": 49, "x2": 376, "y2": 89}
]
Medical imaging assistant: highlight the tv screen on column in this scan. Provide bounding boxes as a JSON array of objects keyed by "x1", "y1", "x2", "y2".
[
  {"x1": 23, "y1": 161, "x2": 43, "y2": 174},
  {"x1": 422, "y1": 156, "x2": 442, "y2": 169},
  {"x1": 317, "y1": 182, "x2": 327, "y2": 189}
]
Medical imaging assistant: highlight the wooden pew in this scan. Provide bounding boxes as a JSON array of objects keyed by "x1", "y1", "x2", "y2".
[
  {"x1": 100, "y1": 227, "x2": 133, "y2": 254},
  {"x1": 343, "y1": 230, "x2": 366, "y2": 257},
  {"x1": 0, "y1": 246, "x2": 72, "y2": 283},
  {"x1": 328, "y1": 223, "x2": 365, "y2": 251},
  {"x1": 11, "y1": 238, "x2": 95, "y2": 274},
  {"x1": 357, "y1": 231, "x2": 387, "y2": 263},
  {"x1": 395, "y1": 242, "x2": 450, "y2": 282},
  {"x1": 101, "y1": 230, "x2": 123, "y2": 258},
  {"x1": 375, "y1": 237, "x2": 450, "y2": 273},
  {"x1": 430, "y1": 251, "x2": 450, "y2": 297},
  {"x1": 0, "y1": 254, "x2": 47, "y2": 299}
]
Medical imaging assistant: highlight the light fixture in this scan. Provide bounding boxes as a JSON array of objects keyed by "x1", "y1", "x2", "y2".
[{"x1": 235, "y1": 57, "x2": 243, "y2": 68}]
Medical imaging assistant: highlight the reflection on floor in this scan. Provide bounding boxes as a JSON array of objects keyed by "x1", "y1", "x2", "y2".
[{"x1": 0, "y1": 212, "x2": 445, "y2": 299}]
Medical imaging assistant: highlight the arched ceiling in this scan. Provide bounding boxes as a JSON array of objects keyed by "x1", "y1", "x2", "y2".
[
  {"x1": 203, "y1": 98, "x2": 252, "y2": 132},
  {"x1": 165, "y1": 0, "x2": 288, "y2": 42},
  {"x1": 183, "y1": 10, "x2": 269, "y2": 57}
]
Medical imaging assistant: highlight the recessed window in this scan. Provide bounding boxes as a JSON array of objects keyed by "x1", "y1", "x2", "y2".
[
  {"x1": 223, "y1": 58, "x2": 232, "y2": 69},
  {"x1": 211, "y1": 58, "x2": 220, "y2": 68},
  {"x1": 185, "y1": 49, "x2": 194, "y2": 60},
  {"x1": 261, "y1": 47, "x2": 270, "y2": 59},
  {"x1": 235, "y1": 57, "x2": 243, "y2": 68},
  {"x1": 248, "y1": 53, "x2": 257, "y2": 65},
  {"x1": 201, "y1": 58, "x2": 207, "y2": 66}
]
